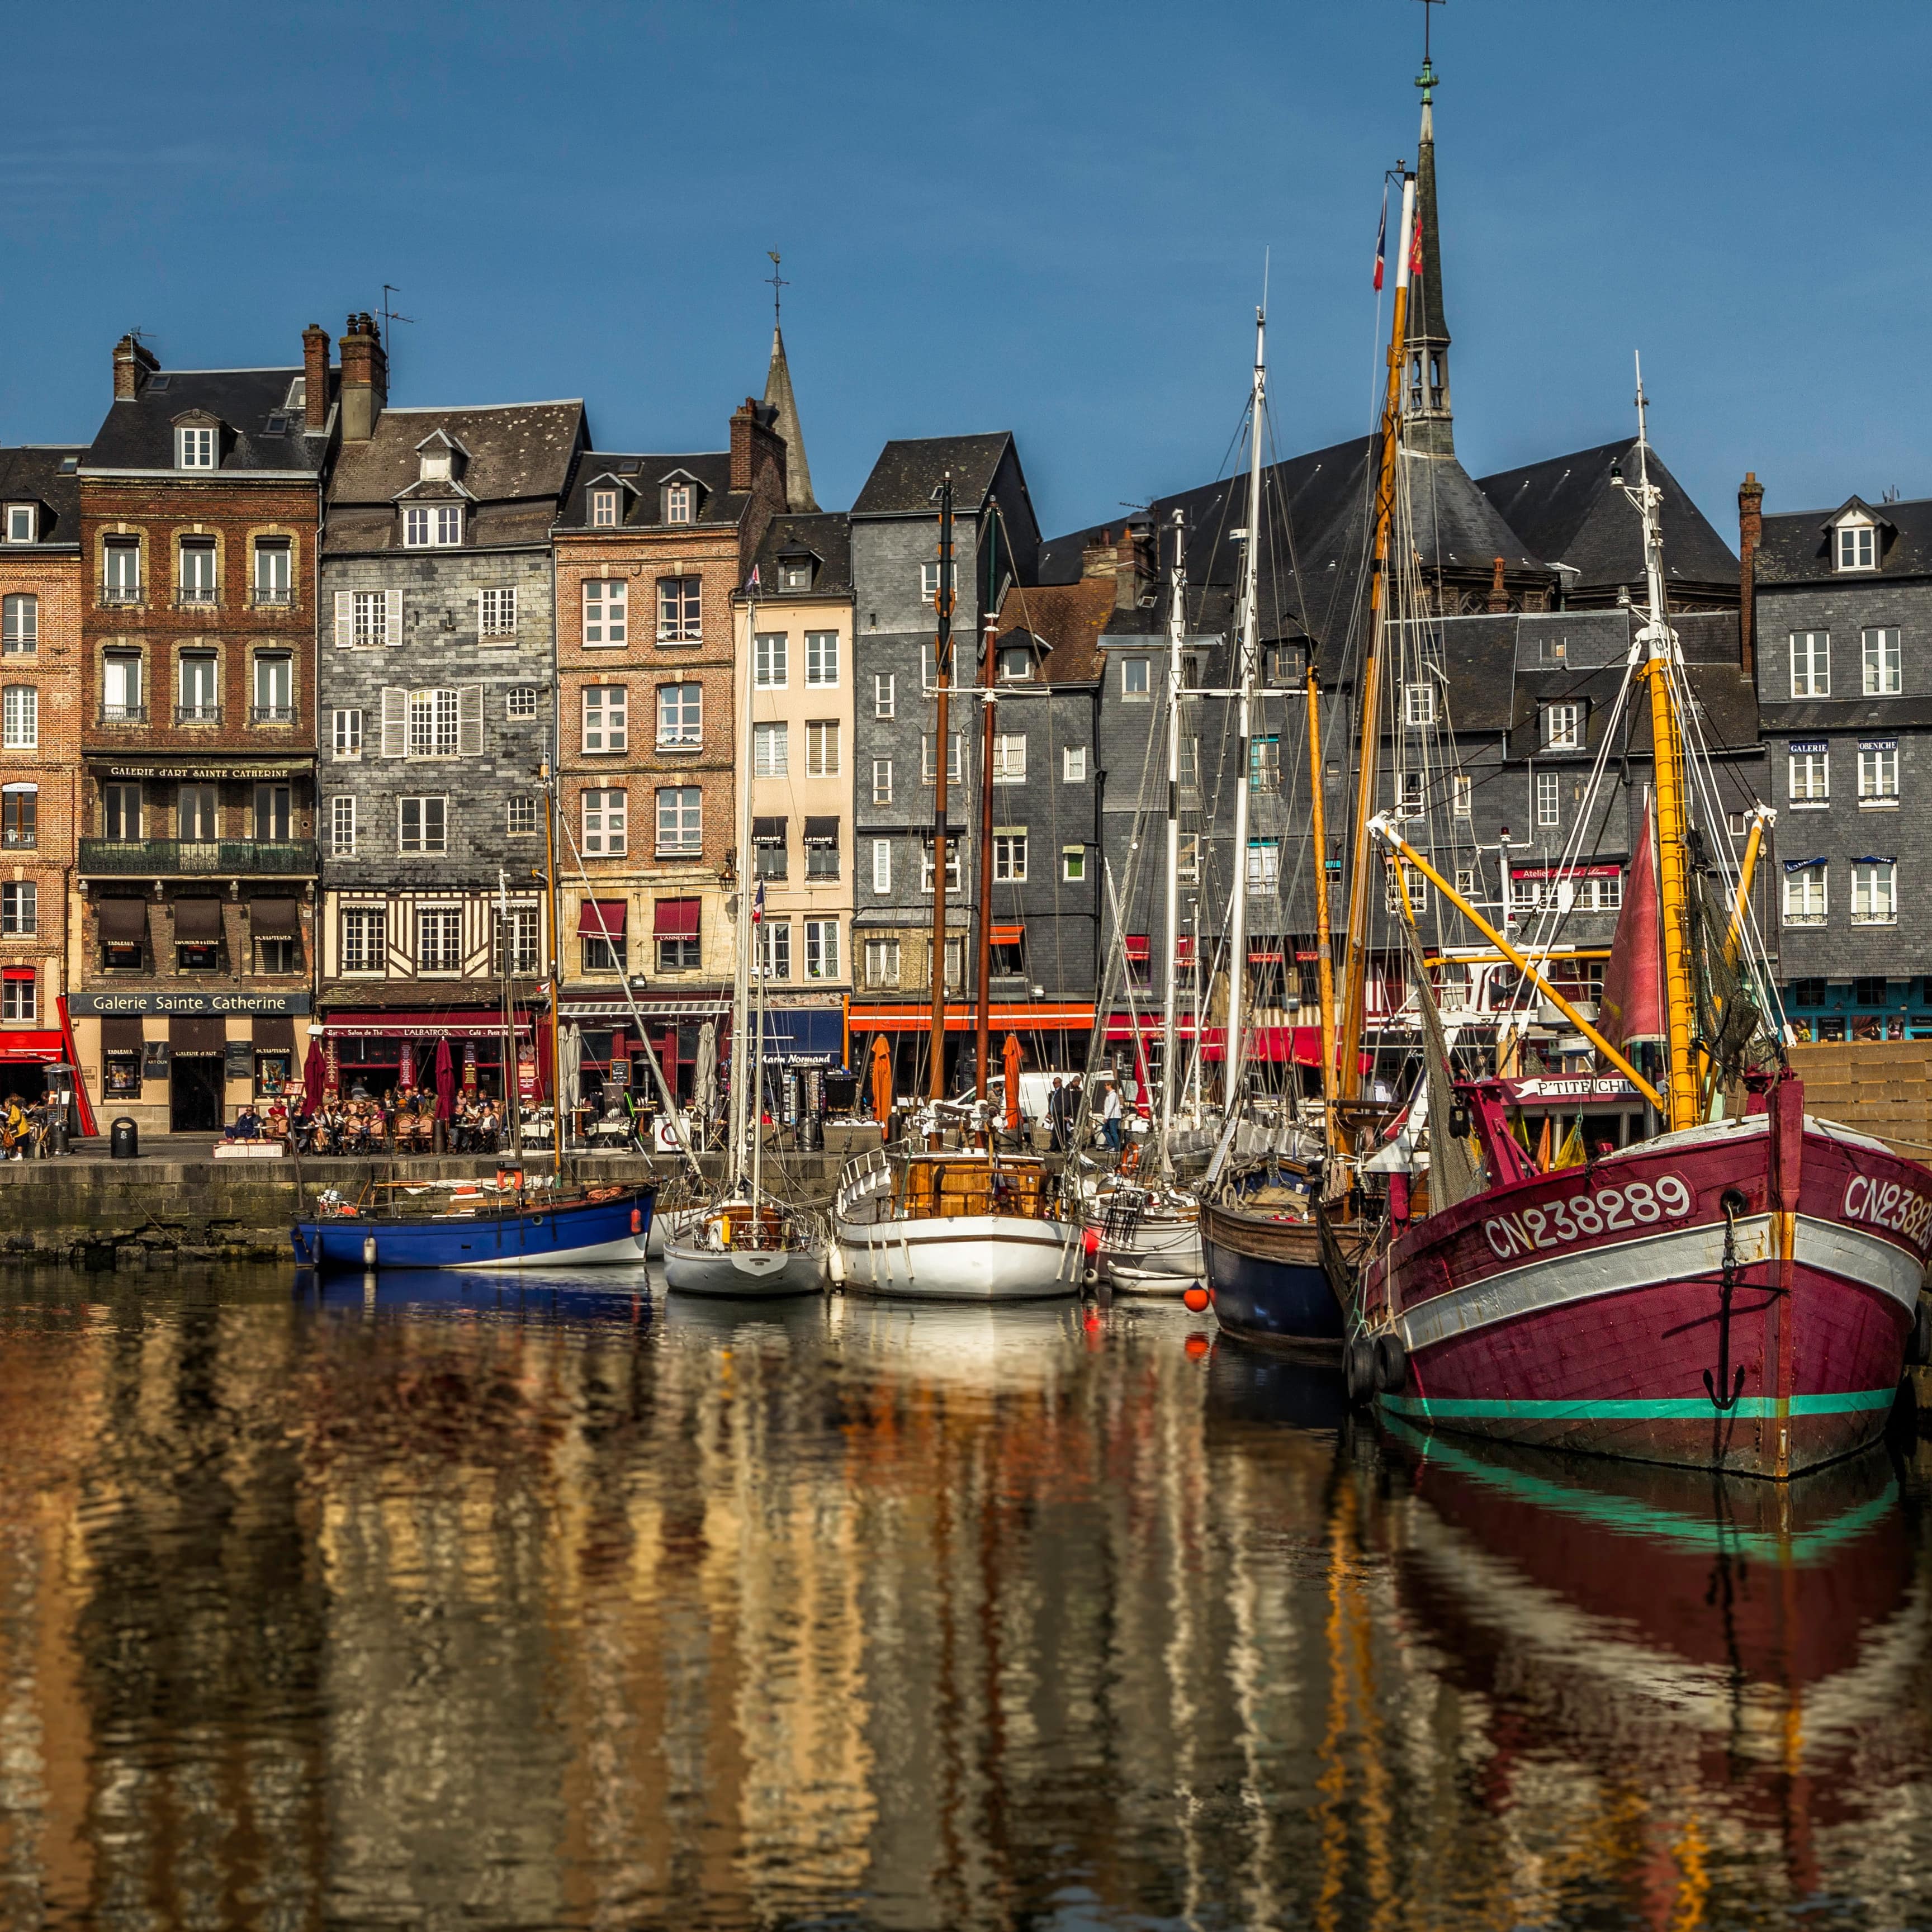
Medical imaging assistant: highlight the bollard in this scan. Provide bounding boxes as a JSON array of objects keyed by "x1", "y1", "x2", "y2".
[{"x1": 110, "y1": 1117, "x2": 139, "y2": 1161}]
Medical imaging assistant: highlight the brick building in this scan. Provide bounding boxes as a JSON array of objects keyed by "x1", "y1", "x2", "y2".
[
  {"x1": 72, "y1": 330, "x2": 335, "y2": 1136},
  {"x1": 0, "y1": 444, "x2": 86, "y2": 1112},
  {"x1": 550, "y1": 399, "x2": 787, "y2": 1102},
  {"x1": 315, "y1": 318, "x2": 585, "y2": 1101}
]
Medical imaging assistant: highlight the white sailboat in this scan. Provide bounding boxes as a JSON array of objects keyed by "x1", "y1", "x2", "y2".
[
  {"x1": 664, "y1": 579, "x2": 828, "y2": 1299},
  {"x1": 835, "y1": 476, "x2": 1082, "y2": 1302}
]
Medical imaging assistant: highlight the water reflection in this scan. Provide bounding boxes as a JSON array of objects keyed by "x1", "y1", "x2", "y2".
[{"x1": 0, "y1": 1268, "x2": 1921, "y2": 1928}]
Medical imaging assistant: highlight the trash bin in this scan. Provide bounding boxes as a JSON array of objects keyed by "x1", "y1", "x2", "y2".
[{"x1": 110, "y1": 1117, "x2": 138, "y2": 1160}]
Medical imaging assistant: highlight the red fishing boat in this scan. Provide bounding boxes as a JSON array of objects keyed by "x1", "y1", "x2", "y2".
[{"x1": 1349, "y1": 380, "x2": 1931, "y2": 1478}]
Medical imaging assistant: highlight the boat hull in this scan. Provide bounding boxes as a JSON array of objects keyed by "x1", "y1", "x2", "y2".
[
  {"x1": 1092, "y1": 1205, "x2": 1204, "y2": 1294},
  {"x1": 1365, "y1": 1115, "x2": 1928, "y2": 1476},
  {"x1": 292, "y1": 1186, "x2": 655, "y2": 1272},
  {"x1": 835, "y1": 1210, "x2": 1081, "y2": 1301},
  {"x1": 664, "y1": 1238, "x2": 826, "y2": 1299},
  {"x1": 1200, "y1": 1197, "x2": 1342, "y2": 1346}
]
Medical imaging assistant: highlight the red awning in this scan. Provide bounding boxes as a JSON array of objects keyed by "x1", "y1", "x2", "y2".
[
  {"x1": 1198, "y1": 1026, "x2": 1370, "y2": 1071},
  {"x1": 320, "y1": 1011, "x2": 533, "y2": 1039},
  {"x1": 654, "y1": 898, "x2": 700, "y2": 937},
  {"x1": 1105, "y1": 1014, "x2": 1202, "y2": 1042},
  {"x1": 0, "y1": 1029, "x2": 65, "y2": 1059},
  {"x1": 848, "y1": 1002, "x2": 1092, "y2": 1033},
  {"x1": 1125, "y1": 934, "x2": 1150, "y2": 962},
  {"x1": 1176, "y1": 937, "x2": 1196, "y2": 965},
  {"x1": 579, "y1": 899, "x2": 627, "y2": 939},
  {"x1": 991, "y1": 924, "x2": 1024, "y2": 946}
]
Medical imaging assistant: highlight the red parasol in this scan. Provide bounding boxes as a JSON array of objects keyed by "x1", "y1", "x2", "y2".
[
  {"x1": 433, "y1": 1037, "x2": 456, "y2": 1121},
  {"x1": 302, "y1": 1039, "x2": 325, "y2": 1110}
]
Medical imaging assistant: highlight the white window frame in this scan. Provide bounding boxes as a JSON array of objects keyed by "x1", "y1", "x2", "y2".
[
  {"x1": 1395, "y1": 770, "x2": 1424, "y2": 816},
  {"x1": 1, "y1": 881, "x2": 36, "y2": 937},
  {"x1": 3, "y1": 504, "x2": 36, "y2": 544},
  {"x1": 754, "y1": 722, "x2": 788, "y2": 778},
  {"x1": 1863, "y1": 627, "x2": 1902, "y2": 695},
  {"x1": 1790, "y1": 631, "x2": 1830, "y2": 698},
  {"x1": 479, "y1": 586, "x2": 517, "y2": 641},
  {"x1": 656, "y1": 681, "x2": 701, "y2": 750},
  {"x1": 1782, "y1": 865, "x2": 1827, "y2": 927},
  {"x1": 415, "y1": 907, "x2": 463, "y2": 974},
  {"x1": 507, "y1": 797, "x2": 539, "y2": 837},
  {"x1": 655, "y1": 787, "x2": 702, "y2": 856},
  {"x1": 872, "y1": 758, "x2": 893, "y2": 806},
  {"x1": 921, "y1": 838, "x2": 962, "y2": 894},
  {"x1": 1836, "y1": 520, "x2": 1877, "y2": 571},
  {"x1": 754, "y1": 632, "x2": 788, "y2": 688},
  {"x1": 922, "y1": 733, "x2": 964, "y2": 785},
  {"x1": 582, "y1": 578, "x2": 627, "y2": 647},
  {"x1": 1063, "y1": 746, "x2": 1088, "y2": 783},
  {"x1": 339, "y1": 588, "x2": 401, "y2": 649},
  {"x1": 1250, "y1": 736, "x2": 1281, "y2": 790},
  {"x1": 332, "y1": 708, "x2": 362, "y2": 759},
  {"x1": 103, "y1": 539, "x2": 141, "y2": 599},
  {"x1": 1544, "y1": 702, "x2": 1581, "y2": 750},
  {"x1": 583, "y1": 789, "x2": 628, "y2": 856},
  {"x1": 1858, "y1": 745, "x2": 1900, "y2": 806},
  {"x1": 992, "y1": 734, "x2": 1026, "y2": 785},
  {"x1": 1246, "y1": 839, "x2": 1281, "y2": 892},
  {"x1": 1788, "y1": 749, "x2": 1829, "y2": 806},
  {"x1": 582, "y1": 684, "x2": 628, "y2": 755},
  {"x1": 805, "y1": 719, "x2": 841, "y2": 778},
  {"x1": 753, "y1": 920, "x2": 791, "y2": 982},
  {"x1": 590, "y1": 489, "x2": 619, "y2": 529},
  {"x1": 330, "y1": 795, "x2": 357, "y2": 856},
  {"x1": 1121, "y1": 658, "x2": 1151, "y2": 701},
  {"x1": 176, "y1": 425, "x2": 215, "y2": 471},
  {"x1": 1, "y1": 685, "x2": 36, "y2": 750},
  {"x1": 435, "y1": 505, "x2": 462, "y2": 546},
  {"x1": 993, "y1": 832, "x2": 1027, "y2": 882},
  {"x1": 1452, "y1": 773, "x2": 1472, "y2": 817},
  {"x1": 506, "y1": 686, "x2": 538, "y2": 719},
  {"x1": 872, "y1": 839, "x2": 892, "y2": 893},
  {"x1": 2, "y1": 595, "x2": 40, "y2": 659},
  {"x1": 398, "y1": 796, "x2": 447, "y2": 855},
  {"x1": 339, "y1": 907, "x2": 385, "y2": 975},
  {"x1": 865, "y1": 936, "x2": 901, "y2": 988},
  {"x1": 1063, "y1": 846, "x2": 1087, "y2": 882},
  {"x1": 918, "y1": 561, "x2": 956, "y2": 606},
  {"x1": 665, "y1": 482, "x2": 693, "y2": 524},
  {"x1": 1852, "y1": 860, "x2": 1897, "y2": 925},
  {"x1": 804, "y1": 631, "x2": 840, "y2": 688},
  {"x1": 1535, "y1": 769, "x2": 1560, "y2": 827},
  {"x1": 804, "y1": 919, "x2": 840, "y2": 981},
  {"x1": 998, "y1": 646, "x2": 1034, "y2": 683},
  {"x1": 253, "y1": 540, "x2": 291, "y2": 600},
  {"x1": 658, "y1": 576, "x2": 700, "y2": 643},
  {"x1": 874, "y1": 672, "x2": 895, "y2": 718},
  {"x1": 1404, "y1": 681, "x2": 1436, "y2": 726}
]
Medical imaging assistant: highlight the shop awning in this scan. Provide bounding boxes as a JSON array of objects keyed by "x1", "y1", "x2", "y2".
[
  {"x1": 97, "y1": 900, "x2": 148, "y2": 943},
  {"x1": 319, "y1": 1008, "x2": 530, "y2": 1039},
  {"x1": 578, "y1": 899, "x2": 628, "y2": 940},
  {"x1": 249, "y1": 898, "x2": 300, "y2": 939},
  {"x1": 751, "y1": 817, "x2": 786, "y2": 846},
  {"x1": 0, "y1": 1029, "x2": 65, "y2": 1060},
  {"x1": 992, "y1": 924, "x2": 1024, "y2": 947},
  {"x1": 101, "y1": 1016, "x2": 145, "y2": 1053},
  {"x1": 172, "y1": 899, "x2": 222, "y2": 940},
  {"x1": 802, "y1": 816, "x2": 839, "y2": 847},
  {"x1": 562, "y1": 996, "x2": 730, "y2": 1019},
  {"x1": 848, "y1": 1002, "x2": 1092, "y2": 1033},
  {"x1": 654, "y1": 898, "x2": 700, "y2": 937},
  {"x1": 1196, "y1": 1026, "x2": 1370, "y2": 1070},
  {"x1": 1125, "y1": 934, "x2": 1150, "y2": 962},
  {"x1": 253, "y1": 1015, "x2": 295, "y2": 1050}
]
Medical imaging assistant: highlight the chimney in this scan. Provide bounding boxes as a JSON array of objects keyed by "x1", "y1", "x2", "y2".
[
  {"x1": 338, "y1": 312, "x2": 388, "y2": 442},
  {"x1": 1487, "y1": 556, "x2": 1509, "y2": 614},
  {"x1": 1081, "y1": 528, "x2": 1116, "y2": 579},
  {"x1": 113, "y1": 333, "x2": 159, "y2": 401},
  {"x1": 301, "y1": 324, "x2": 331, "y2": 433},
  {"x1": 730, "y1": 397, "x2": 784, "y2": 494},
  {"x1": 1737, "y1": 471, "x2": 1763, "y2": 678}
]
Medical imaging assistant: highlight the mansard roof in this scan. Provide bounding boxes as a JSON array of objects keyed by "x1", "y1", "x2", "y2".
[
  {"x1": 1757, "y1": 493, "x2": 1932, "y2": 583},
  {"x1": 747, "y1": 511, "x2": 851, "y2": 595},
  {"x1": 1476, "y1": 439, "x2": 1738, "y2": 599},
  {"x1": 0, "y1": 446, "x2": 85, "y2": 546},
  {"x1": 84, "y1": 367, "x2": 333, "y2": 475},
  {"x1": 556, "y1": 451, "x2": 744, "y2": 531},
  {"x1": 852, "y1": 433, "x2": 1014, "y2": 518}
]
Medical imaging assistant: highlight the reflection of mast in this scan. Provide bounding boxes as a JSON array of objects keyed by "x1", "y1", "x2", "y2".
[{"x1": 1336, "y1": 170, "x2": 1417, "y2": 1106}]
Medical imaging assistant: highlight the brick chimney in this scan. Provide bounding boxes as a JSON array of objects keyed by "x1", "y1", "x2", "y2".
[
  {"x1": 338, "y1": 312, "x2": 388, "y2": 442},
  {"x1": 1737, "y1": 471, "x2": 1763, "y2": 678},
  {"x1": 1487, "y1": 556, "x2": 1509, "y2": 613},
  {"x1": 113, "y1": 333, "x2": 159, "y2": 400},
  {"x1": 730, "y1": 397, "x2": 784, "y2": 494},
  {"x1": 301, "y1": 324, "x2": 331, "y2": 433}
]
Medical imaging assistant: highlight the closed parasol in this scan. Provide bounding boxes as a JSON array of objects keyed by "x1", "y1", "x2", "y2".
[
  {"x1": 560, "y1": 1022, "x2": 583, "y2": 1119},
  {"x1": 869, "y1": 1034, "x2": 893, "y2": 1126},
  {"x1": 695, "y1": 1019, "x2": 717, "y2": 1124},
  {"x1": 302, "y1": 1039, "x2": 325, "y2": 1111},
  {"x1": 433, "y1": 1037, "x2": 455, "y2": 1121},
  {"x1": 1002, "y1": 1033, "x2": 1022, "y2": 1134}
]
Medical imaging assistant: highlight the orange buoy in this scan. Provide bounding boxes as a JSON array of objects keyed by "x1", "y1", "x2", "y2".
[
  {"x1": 630, "y1": 1207, "x2": 643, "y2": 1233},
  {"x1": 1182, "y1": 1286, "x2": 1210, "y2": 1314}
]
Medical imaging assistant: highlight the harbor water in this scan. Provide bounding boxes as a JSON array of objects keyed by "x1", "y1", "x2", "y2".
[{"x1": 0, "y1": 1262, "x2": 1927, "y2": 1929}]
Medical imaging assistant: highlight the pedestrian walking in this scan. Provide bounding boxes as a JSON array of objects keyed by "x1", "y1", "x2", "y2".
[{"x1": 1101, "y1": 1080, "x2": 1123, "y2": 1156}]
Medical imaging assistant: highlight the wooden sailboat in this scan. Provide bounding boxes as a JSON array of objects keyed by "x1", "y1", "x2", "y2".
[
  {"x1": 664, "y1": 576, "x2": 828, "y2": 1298},
  {"x1": 835, "y1": 479, "x2": 1082, "y2": 1301},
  {"x1": 1350, "y1": 373, "x2": 1931, "y2": 1476}
]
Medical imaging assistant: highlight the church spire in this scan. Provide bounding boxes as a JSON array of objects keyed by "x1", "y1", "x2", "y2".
[
  {"x1": 1403, "y1": 53, "x2": 1454, "y2": 458},
  {"x1": 761, "y1": 252, "x2": 817, "y2": 512}
]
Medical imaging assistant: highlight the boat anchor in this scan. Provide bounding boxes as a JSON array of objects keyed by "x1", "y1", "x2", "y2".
[{"x1": 1703, "y1": 1191, "x2": 1749, "y2": 1413}]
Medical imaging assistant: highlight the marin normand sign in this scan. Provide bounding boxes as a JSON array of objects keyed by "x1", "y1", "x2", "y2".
[{"x1": 67, "y1": 992, "x2": 312, "y2": 1016}]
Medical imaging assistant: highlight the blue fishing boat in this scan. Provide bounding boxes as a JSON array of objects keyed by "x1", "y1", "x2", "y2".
[
  {"x1": 1200, "y1": 1193, "x2": 1343, "y2": 1348},
  {"x1": 292, "y1": 1182, "x2": 655, "y2": 1272}
]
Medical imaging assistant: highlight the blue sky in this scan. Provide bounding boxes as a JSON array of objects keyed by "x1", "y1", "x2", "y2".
[{"x1": 1, "y1": 1, "x2": 1922, "y2": 542}]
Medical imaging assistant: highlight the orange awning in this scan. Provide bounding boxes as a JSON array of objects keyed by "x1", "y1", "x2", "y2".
[
  {"x1": 847, "y1": 1002, "x2": 1092, "y2": 1033},
  {"x1": 991, "y1": 924, "x2": 1024, "y2": 946}
]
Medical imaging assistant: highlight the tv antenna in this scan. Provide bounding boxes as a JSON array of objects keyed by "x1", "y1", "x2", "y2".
[{"x1": 380, "y1": 285, "x2": 415, "y2": 359}]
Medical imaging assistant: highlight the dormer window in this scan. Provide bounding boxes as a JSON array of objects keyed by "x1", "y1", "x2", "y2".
[
  {"x1": 3, "y1": 505, "x2": 35, "y2": 544},
  {"x1": 403, "y1": 504, "x2": 463, "y2": 548},
  {"x1": 419, "y1": 451, "x2": 452, "y2": 482},
  {"x1": 284, "y1": 376, "x2": 307, "y2": 411},
  {"x1": 591, "y1": 489, "x2": 619, "y2": 528},
  {"x1": 176, "y1": 426, "x2": 215, "y2": 471},
  {"x1": 1837, "y1": 518, "x2": 1877, "y2": 571},
  {"x1": 999, "y1": 646, "x2": 1034, "y2": 682},
  {"x1": 779, "y1": 559, "x2": 813, "y2": 591},
  {"x1": 665, "y1": 483, "x2": 692, "y2": 524},
  {"x1": 1544, "y1": 701, "x2": 1582, "y2": 750}
]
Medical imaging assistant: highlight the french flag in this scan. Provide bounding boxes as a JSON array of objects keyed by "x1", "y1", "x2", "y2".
[{"x1": 1373, "y1": 183, "x2": 1388, "y2": 291}]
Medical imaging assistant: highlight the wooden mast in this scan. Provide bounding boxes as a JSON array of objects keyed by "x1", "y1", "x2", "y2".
[
  {"x1": 1305, "y1": 656, "x2": 1338, "y2": 1134},
  {"x1": 1159, "y1": 508, "x2": 1186, "y2": 1169},
  {"x1": 974, "y1": 603, "x2": 996, "y2": 1131},
  {"x1": 728, "y1": 589, "x2": 756, "y2": 1190},
  {"x1": 1336, "y1": 169, "x2": 1416, "y2": 1106},
  {"x1": 927, "y1": 476, "x2": 954, "y2": 1145}
]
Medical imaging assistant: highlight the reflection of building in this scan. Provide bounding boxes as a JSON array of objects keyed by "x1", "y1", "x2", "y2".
[
  {"x1": 0, "y1": 442, "x2": 86, "y2": 1111},
  {"x1": 315, "y1": 316, "x2": 583, "y2": 1101},
  {"x1": 72, "y1": 330, "x2": 334, "y2": 1135}
]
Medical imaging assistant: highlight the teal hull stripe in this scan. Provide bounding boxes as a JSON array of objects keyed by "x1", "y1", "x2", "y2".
[{"x1": 1380, "y1": 1388, "x2": 1897, "y2": 1423}]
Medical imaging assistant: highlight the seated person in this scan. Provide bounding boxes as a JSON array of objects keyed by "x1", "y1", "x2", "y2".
[
  {"x1": 264, "y1": 1101, "x2": 290, "y2": 1143},
  {"x1": 224, "y1": 1106, "x2": 263, "y2": 1143},
  {"x1": 0, "y1": 1095, "x2": 25, "y2": 1158}
]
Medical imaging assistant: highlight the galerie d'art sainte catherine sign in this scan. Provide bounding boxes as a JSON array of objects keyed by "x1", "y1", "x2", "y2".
[{"x1": 66, "y1": 992, "x2": 311, "y2": 1016}]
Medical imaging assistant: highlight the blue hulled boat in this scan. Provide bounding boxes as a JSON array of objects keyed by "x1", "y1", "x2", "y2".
[
  {"x1": 1200, "y1": 1192, "x2": 1343, "y2": 1348},
  {"x1": 292, "y1": 1182, "x2": 655, "y2": 1272}
]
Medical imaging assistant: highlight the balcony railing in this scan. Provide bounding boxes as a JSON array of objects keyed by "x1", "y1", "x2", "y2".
[
  {"x1": 98, "y1": 703, "x2": 148, "y2": 724},
  {"x1": 78, "y1": 837, "x2": 317, "y2": 878},
  {"x1": 252, "y1": 585, "x2": 295, "y2": 607},
  {"x1": 250, "y1": 703, "x2": 296, "y2": 724},
  {"x1": 177, "y1": 586, "x2": 219, "y2": 607},
  {"x1": 1, "y1": 831, "x2": 35, "y2": 851},
  {"x1": 173, "y1": 704, "x2": 223, "y2": 724}
]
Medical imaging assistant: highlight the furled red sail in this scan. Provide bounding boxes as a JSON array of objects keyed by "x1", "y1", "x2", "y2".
[{"x1": 1598, "y1": 798, "x2": 1664, "y2": 1049}]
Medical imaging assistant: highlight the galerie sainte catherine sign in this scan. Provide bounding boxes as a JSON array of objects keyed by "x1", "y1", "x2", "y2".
[{"x1": 67, "y1": 992, "x2": 311, "y2": 1016}]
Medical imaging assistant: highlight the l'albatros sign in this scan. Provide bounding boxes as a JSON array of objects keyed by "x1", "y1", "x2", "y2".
[{"x1": 67, "y1": 991, "x2": 311, "y2": 1016}]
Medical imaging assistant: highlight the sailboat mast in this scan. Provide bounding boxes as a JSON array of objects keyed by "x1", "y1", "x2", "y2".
[
  {"x1": 927, "y1": 477, "x2": 955, "y2": 1138},
  {"x1": 1305, "y1": 656, "x2": 1338, "y2": 1129},
  {"x1": 729, "y1": 590, "x2": 757, "y2": 1189},
  {"x1": 1630, "y1": 360, "x2": 1699, "y2": 1131},
  {"x1": 975, "y1": 604, "x2": 996, "y2": 1125},
  {"x1": 1336, "y1": 169, "x2": 1416, "y2": 1106},
  {"x1": 1160, "y1": 508, "x2": 1186, "y2": 1165},
  {"x1": 1223, "y1": 307, "x2": 1266, "y2": 1117}
]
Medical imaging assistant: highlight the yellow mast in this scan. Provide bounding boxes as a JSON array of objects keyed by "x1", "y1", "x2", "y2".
[
  {"x1": 1621, "y1": 367, "x2": 1699, "y2": 1133},
  {"x1": 1336, "y1": 171, "x2": 1415, "y2": 1106}
]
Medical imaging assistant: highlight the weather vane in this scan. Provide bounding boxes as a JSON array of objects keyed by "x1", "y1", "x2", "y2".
[
  {"x1": 1415, "y1": 0, "x2": 1444, "y2": 98},
  {"x1": 766, "y1": 251, "x2": 788, "y2": 327}
]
